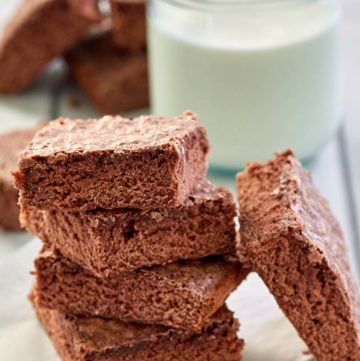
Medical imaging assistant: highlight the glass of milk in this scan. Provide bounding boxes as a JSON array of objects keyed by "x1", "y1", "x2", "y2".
[{"x1": 148, "y1": 0, "x2": 341, "y2": 170}]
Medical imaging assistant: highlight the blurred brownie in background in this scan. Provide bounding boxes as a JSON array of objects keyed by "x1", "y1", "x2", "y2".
[
  {"x1": 0, "y1": 0, "x2": 101, "y2": 94},
  {"x1": 66, "y1": 34, "x2": 149, "y2": 114},
  {"x1": 110, "y1": 0, "x2": 146, "y2": 52},
  {"x1": 0, "y1": 125, "x2": 42, "y2": 230}
]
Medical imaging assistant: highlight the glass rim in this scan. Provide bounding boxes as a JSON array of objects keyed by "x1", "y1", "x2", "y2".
[{"x1": 153, "y1": 0, "x2": 326, "y2": 11}]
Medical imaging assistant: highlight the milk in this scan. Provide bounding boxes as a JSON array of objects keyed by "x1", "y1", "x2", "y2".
[{"x1": 148, "y1": 0, "x2": 341, "y2": 169}]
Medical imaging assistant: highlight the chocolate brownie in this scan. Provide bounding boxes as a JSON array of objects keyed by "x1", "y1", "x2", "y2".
[
  {"x1": 66, "y1": 34, "x2": 149, "y2": 114},
  {"x1": 237, "y1": 150, "x2": 360, "y2": 361},
  {"x1": 23, "y1": 181, "x2": 236, "y2": 276},
  {"x1": 14, "y1": 113, "x2": 209, "y2": 211},
  {"x1": 110, "y1": 0, "x2": 146, "y2": 52},
  {"x1": 33, "y1": 299, "x2": 243, "y2": 361},
  {"x1": 34, "y1": 249, "x2": 247, "y2": 331},
  {"x1": 0, "y1": 0, "x2": 101, "y2": 94},
  {"x1": 0, "y1": 126, "x2": 42, "y2": 230}
]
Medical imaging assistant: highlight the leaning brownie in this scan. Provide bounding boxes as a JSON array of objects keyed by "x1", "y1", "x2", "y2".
[
  {"x1": 33, "y1": 299, "x2": 243, "y2": 361},
  {"x1": 0, "y1": 126, "x2": 42, "y2": 230},
  {"x1": 66, "y1": 34, "x2": 149, "y2": 114},
  {"x1": 14, "y1": 113, "x2": 209, "y2": 211},
  {"x1": 237, "y1": 150, "x2": 360, "y2": 361},
  {"x1": 110, "y1": 0, "x2": 146, "y2": 52},
  {"x1": 23, "y1": 181, "x2": 236, "y2": 276},
  {"x1": 34, "y1": 249, "x2": 247, "y2": 331},
  {"x1": 0, "y1": 0, "x2": 101, "y2": 94}
]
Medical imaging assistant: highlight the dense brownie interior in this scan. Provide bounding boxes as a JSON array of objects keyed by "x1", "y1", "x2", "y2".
[
  {"x1": 237, "y1": 150, "x2": 360, "y2": 361},
  {"x1": 35, "y1": 249, "x2": 247, "y2": 331},
  {"x1": 24, "y1": 181, "x2": 237, "y2": 276},
  {"x1": 14, "y1": 114, "x2": 209, "y2": 211}
]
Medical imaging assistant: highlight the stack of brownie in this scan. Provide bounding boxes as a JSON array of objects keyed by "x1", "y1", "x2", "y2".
[{"x1": 14, "y1": 112, "x2": 247, "y2": 361}]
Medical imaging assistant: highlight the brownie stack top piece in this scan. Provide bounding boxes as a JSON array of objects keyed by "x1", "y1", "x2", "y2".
[
  {"x1": 14, "y1": 112, "x2": 209, "y2": 211},
  {"x1": 237, "y1": 149, "x2": 360, "y2": 361}
]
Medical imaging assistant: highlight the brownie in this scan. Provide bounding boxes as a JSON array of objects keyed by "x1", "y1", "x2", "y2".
[
  {"x1": 34, "y1": 249, "x2": 247, "y2": 331},
  {"x1": 0, "y1": 126, "x2": 42, "y2": 230},
  {"x1": 237, "y1": 149, "x2": 360, "y2": 361},
  {"x1": 33, "y1": 299, "x2": 243, "y2": 361},
  {"x1": 66, "y1": 34, "x2": 149, "y2": 115},
  {"x1": 14, "y1": 113, "x2": 209, "y2": 211},
  {"x1": 23, "y1": 181, "x2": 236, "y2": 276},
  {"x1": 110, "y1": 0, "x2": 146, "y2": 52},
  {"x1": 0, "y1": 0, "x2": 101, "y2": 94}
]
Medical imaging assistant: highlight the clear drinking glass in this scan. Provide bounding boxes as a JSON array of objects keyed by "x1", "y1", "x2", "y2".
[{"x1": 148, "y1": 0, "x2": 341, "y2": 170}]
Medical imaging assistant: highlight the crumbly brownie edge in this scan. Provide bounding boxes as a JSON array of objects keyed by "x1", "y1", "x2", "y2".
[
  {"x1": 23, "y1": 184, "x2": 236, "y2": 276},
  {"x1": 34, "y1": 251, "x2": 247, "y2": 331},
  {"x1": 16, "y1": 145, "x2": 191, "y2": 211},
  {"x1": 14, "y1": 115, "x2": 209, "y2": 211}
]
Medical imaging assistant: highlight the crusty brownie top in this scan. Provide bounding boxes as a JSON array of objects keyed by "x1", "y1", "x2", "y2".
[
  {"x1": 20, "y1": 112, "x2": 207, "y2": 159},
  {"x1": 0, "y1": 126, "x2": 41, "y2": 182},
  {"x1": 237, "y1": 149, "x2": 360, "y2": 329},
  {"x1": 52, "y1": 305, "x2": 234, "y2": 350},
  {"x1": 185, "y1": 180, "x2": 233, "y2": 204}
]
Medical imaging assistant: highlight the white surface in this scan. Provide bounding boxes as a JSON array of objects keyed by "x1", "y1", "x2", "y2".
[
  {"x1": 0, "y1": 231, "x2": 31, "y2": 261},
  {"x1": 0, "y1": 239, "x2": 311, "y2": 361}
]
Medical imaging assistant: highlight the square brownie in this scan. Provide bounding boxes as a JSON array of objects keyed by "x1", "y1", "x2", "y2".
[
  {"x1": 110, "y1": 0, "x2": 146, "y2": 52},
  {"x1": 0, "y1": 0, "x2": 101, "y2": 94},
  {"x1": 34, "y1": 249, "x2": 248, "y2": 331},
  {"x1": 0, "y1": 126, "x2": 42, "y2": 230},
  {"x1": 237, "y1": 150, "x2": 360, "y2": 361},
  {"x1": 23, "y1": 181, "x2": 237, "y2": 276},
  {"x1": 66, "y1": 34, "x2": 149, "y2": 115},
  {"x1": 14, "y1": 113, "x2": 209, "y2": 211},
  {"x1": 33, "y1": 299, "x2": 243, "y2": 361}
]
